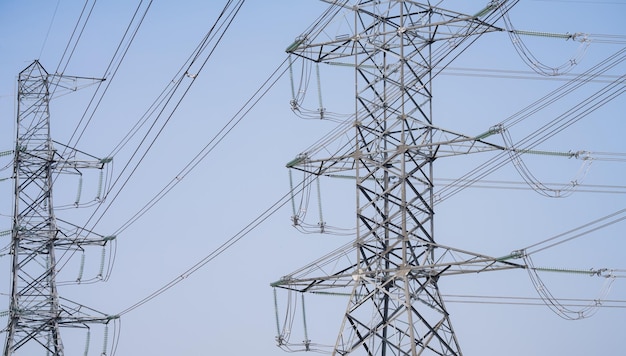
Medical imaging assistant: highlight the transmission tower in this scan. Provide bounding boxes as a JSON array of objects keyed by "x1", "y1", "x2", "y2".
[
  {"x1": 271, "y1": 1, "x2": 530, "y2": 355},
  {"x1": 4, "y1": 60, "x2": 117, "y2": 355}
]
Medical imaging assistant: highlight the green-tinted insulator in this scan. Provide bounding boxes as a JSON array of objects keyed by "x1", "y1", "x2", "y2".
[
  {"x1": 316, "y1": 177, "x2": 324, "y2": 228},
  {"x1": 289, "y1": 170, "x2": 296, "y2": 218},
  {"x1": 102, "y1": 325, "x2": 109, "y2": 355},
  {"x1": 475, "y1": 124, "x2": 504, "y2": 140},
  {"x1": 96, "y1": 170, "x2": 104, "y2": 201},
  {"x1": 0, "y1": 150, "x2": 12, "y2": 157},
  {"x1": 301, "y1": 293, "x2": 309, "y2": 342},
  {"x1": 315, "y1": 62, "x2": 324, "y2": 114},
  {"x1": 513, "y1": 30, "x2": 572, "y2": 40},
  {"x1": 77, "y1": 253, "x2": 85, "y2": 282},
  {"x1": 75, "y1": 176, "x2": 83, "y2": 206},
  {"x1": 473, "y1": 4, "x2": 496, "y2": 18},
  {"x1": 474, "y1": 129, "x2": 499, "y2": 140},
  {"x1": 286, "y1": 37, "x2": 305, "y2": 53},
  {"x1": 514, "y1": 149, "x2": 576, "y2": 157},
  {"x1": 0, "y1": 230, "x2": 11, "y2": 237},
  {"x1": 273, "y1": 288, "x2": 281, "y2": 336},
  {"x1": 0, "y1": 310, "x2": 8, "y2": 318},
  {"x1": 496, "y1": 249, "x2": 525, "y2": 261},
  {"x1": 534, "y1": 266, "x2": 598, "y2": 276},
  {"x1": 289, "y1": 54, "x2": 296, "y2": 101},
  {"x1": 98, "y1": 247, "x2": 106, "y2": 278},
  {"x1": 286, "y1": 155, "x2": 305, "y2": 168},
  {"x1": 83, "y1": 330, "x2": 91, "y2": 356}
]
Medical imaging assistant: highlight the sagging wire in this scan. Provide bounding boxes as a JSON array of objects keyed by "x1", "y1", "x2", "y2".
[
  {"x1": 523, "y1": 253, "x2": 616, "y2": 320},
  {"x1": 62, "y1": 0, "x2": 155, "y2": 152},
  {"x1": 46, "y1": 297, "x2": 121, "y2": 356},
  {"x1": 56, "y1": 233, "x2": 117, "y2": 286},
  {"x1": 500, "y1": 127, "x2": 592, "y2": 198},
  {"x1": 441, "y1": 293, "x2": 626, "y2": 309},
  {"x1": 110, "y1": 47, "x2": 287, "y2": 239},
  {"x1": 48, "y1": 0, "x2": 98, "y2": 95},
  {"x1": 289, "y1": 168, "x2": 313, "y2": 227},
  {"x1": 51, "y1": 0, "x2": 248, "y2": 285},
  {"x1": 274, "y1": 288, "x2": 332, "y2": 354},
  {"x1": 288, "y1": 169, "x2": 355, "y2": 236},
  {"x1": 94, "y1": 0, "x2": 247, "y2": 236},
  {"x1": 434, "y1": 177, "x2": 626, "y2": 194},
  {"x1": 437, "y1": 47, "x2": 626, "y2": 203},
  {"x1": 53, "y1": 159, "x2": 113, "y2": 211},
  {"x1": 117, "y1": 173, "x2": 309, "y2": 317},
  {"x1": 34, "y1": 203, "x2": 117, "y2": 287},
  {"x1": 285, "y1": 2, "x2": 524, "y2": 176},
  {"x1": 274, "y1": 288, "x2": 297, "y2": 348},
  {"x1": 495, "y1": 208, "x2": 626, "y2": 320},
  {"x1": 499, "y1": 8, "x2": 590, "y2": 76},
  {"x1": 288, "y1": 55, "x2": 351, "y2": 123}
]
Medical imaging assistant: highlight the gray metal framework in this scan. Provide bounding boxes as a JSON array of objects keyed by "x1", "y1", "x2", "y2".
[
  {"x1": 4, "y1": 61, "x2": 116, "y2": 356},
  {"x1": 273, "y1": 1, "x2": 525, "y2": 355}
]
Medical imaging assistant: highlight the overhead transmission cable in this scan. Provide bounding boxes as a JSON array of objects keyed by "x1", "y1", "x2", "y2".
[
  {"x1": 48, "y1": 0, "x2": 154, "y2": 221},
  {"x1": 288, "y1": 1, "x2": 521, "y2": 165},
  {"x1": 524, "y1": 254, "x2": 617, "y2": 320},
  {"x1": 500, "y1": 45, "x2": 626, "y2": 128},
  {"x1": 38, "y1": 0, "x2": 61, "y2": 59},
  {"x1": 497, "y1": 71, "x2": 625, "y2": 197},
  {"x1": 112, "y1": 56, "x2": 291, "y2": 236},
  {"x1": 44, "y1": 0, "x2": 154, "y2": 226},
  {"x1": 86, "y1": 0, "x2": 246, "y2": 231},
  {"x1": 281, "y1": 2, "x2": 626, "y2": 232},
  {"x1": 2, "y1": 0, "x2": 128, "y2": 292},
  {"x1": 64, "y1": 0, "x2": 154, "y2": 151},
  {"x1": 435, "y1": 177, "x2": 626, "y2": 194},
  {"x1": 519, "y1": 207, "x2": 626, "y2": 256},
  {"x1": 53, "y1": 0, "x2": 97, "y2": 79},
  {"x1": 436, "y1": 46, "x2": 626, "y2": 202},
  {"x1": 112, "y1": 1, "x2": 357, "y2": 310},
  {"x1": 117, "y1": 178, "x2": 310, "y2": 316},
  {"x1": 47, "y1": 0, "x2": 156, "y2": 280},
  {"x1": 287, "y1": 56, "x2": 626, "y2": 215},
  {"x1": 54, "y1": 0, "x2": 246, "y2": 278},
  {"x1": 437, "y1": 294, "x2": 626, "y2": 309},
  {"x1": 489, "y1": 208, "x2": 626, "y2": 320},
  {"x1": 288, "y1": 26, "x2": 624, "y2": 204},
  {"x1": 439, "y1": 65, "x2": 625, "y2": 83},
  {"x1": 500, "y1": 9, "x2": 591, "y2": 76},
  {"x1": 280, "y1": 5, "x2": 626, "y2": 327}
]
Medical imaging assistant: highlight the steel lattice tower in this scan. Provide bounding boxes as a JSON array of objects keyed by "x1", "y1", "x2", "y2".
[
  {"x1": 273, "y1": 1, "x2": 527, "y2": 355},
  {"x1": 4, "y1": 61, "x2": 116, "y2": 355}
]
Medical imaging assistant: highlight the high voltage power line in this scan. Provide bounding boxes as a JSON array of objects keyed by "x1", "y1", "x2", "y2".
[{"x1": 0, "y1": 1, "x2": 625, "y2": 355}]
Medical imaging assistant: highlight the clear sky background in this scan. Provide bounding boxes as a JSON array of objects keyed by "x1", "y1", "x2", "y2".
[{"x1": 0, "y1": 1, "x2": 625, "y2": 355}]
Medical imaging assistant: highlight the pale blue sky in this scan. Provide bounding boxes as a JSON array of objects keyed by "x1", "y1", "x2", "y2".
[{"x1": 0, "y1": 1, "x2": 625, "y2": 355}]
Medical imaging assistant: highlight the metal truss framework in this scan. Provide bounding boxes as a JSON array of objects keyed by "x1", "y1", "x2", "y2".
[
  {"x1": 273, "y1": 1, "x2": 524, "y2": 355},
  {"x1": 3, "y1": 61, "x2": 116, "y2": 356}
]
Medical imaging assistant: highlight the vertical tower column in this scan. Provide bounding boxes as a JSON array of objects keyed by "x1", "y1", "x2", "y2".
[
  {"x1": 4, "y1": 61, "x2": 116, "y2": 356},
  {"x1": 274, "y1": 2, "x2": 520, "y2": 355},
  {"x1": 5, "y1": 60, "x2": 65, "y2": 355},
  {"x1": 338, "y1": 3, "x2": 458, "y2": 354}
]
